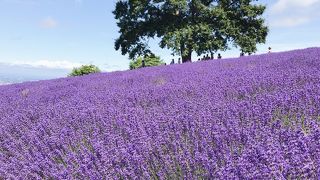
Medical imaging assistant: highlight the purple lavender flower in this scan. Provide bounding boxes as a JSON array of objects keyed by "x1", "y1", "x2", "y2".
[{"x1": 1, "y1": 48, "x2": 320, "y2": 179}]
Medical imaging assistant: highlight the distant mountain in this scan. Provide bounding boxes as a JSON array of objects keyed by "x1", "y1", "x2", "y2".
[{"x1": 0, "y1": 63, "x2": 69, "y2": 85}]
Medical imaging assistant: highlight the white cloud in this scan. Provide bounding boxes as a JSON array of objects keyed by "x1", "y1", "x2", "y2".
[
  {"x1": 101, "y1": 63, "x2": 126, "y2": 72},
  {"x1": 8, "y1": 60, "x2": 82, "y2": 70},
  {"x1": 268, "y1": 0, "x2": 320, "y2": 28},
  {"x1": 271, "y1": 17, "x2": 311, "y2": 27},
  {"x1": 40, "y1": 17, "x2": 58, "y2": 28},
  {"x1": 271, "y1": 0, "x2": 320, "y2": 13}
]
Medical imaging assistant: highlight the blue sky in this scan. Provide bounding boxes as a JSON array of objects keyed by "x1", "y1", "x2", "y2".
[{"x1": 0, "y1": 0, "x2": 320, "y2": 72}]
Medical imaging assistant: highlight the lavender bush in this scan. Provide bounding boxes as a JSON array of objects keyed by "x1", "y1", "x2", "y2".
[{"x1": 1, "y1": 48, "x2": 320, "y2": 179}]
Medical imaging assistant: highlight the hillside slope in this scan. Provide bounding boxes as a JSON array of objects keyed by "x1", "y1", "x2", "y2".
[{"x1": 1, "y1": 48, "x2": 320, "y2": 178}]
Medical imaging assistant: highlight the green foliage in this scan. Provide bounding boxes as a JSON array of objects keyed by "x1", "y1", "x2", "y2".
[
  {"x1": 113, "y1": 0, "x2": 268, "y2": 63},
  {"x1": 69, "y1": 64, "x2": 101, "y2": 77},
  {"x1": 129, "y1": 55, "x2": 165, "y2": 70}
]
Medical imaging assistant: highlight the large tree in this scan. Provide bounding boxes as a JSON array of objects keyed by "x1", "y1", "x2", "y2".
[{"x1": 113, "y1": 0, "x2": 268, "y2": 63}]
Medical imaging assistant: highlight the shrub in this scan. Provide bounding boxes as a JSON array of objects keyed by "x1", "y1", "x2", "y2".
[
  {"x1": 129, "y1": 55, "x2": 165, "y2": 70},
  {"x1": 69, "y1": 64, "x2": 101, "y2": 76}
]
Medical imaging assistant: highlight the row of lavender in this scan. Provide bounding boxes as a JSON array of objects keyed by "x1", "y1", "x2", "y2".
[{"x1": 1, "y1": 48, "x2": 320, "y2": 178}]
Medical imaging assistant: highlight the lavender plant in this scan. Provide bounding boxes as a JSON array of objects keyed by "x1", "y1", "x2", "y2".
[{"x1": 0, "y1": 48, "x2": 320, "y2": 179}]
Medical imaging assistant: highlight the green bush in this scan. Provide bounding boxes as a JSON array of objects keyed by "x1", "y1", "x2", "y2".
[
  {"x1": 69, "y1": 64, "x2": 101, "y2": 77},
  {"x1": 129, "y1": 55, "x2": 165, "y2": 70}
]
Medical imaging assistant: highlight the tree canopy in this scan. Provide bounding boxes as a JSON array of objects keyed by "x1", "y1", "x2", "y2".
[
  {"x1": 129, "y1": 55, "x2": 165, "y2": 70},
  {"x1": 113, "y1": 0, "x2": 268, "y2": 63},
  {"x1": 69, "y1": 64, "x2": 101, "y2": 77}
]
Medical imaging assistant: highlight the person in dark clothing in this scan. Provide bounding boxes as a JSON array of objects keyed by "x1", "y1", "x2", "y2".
[
  {"x1": 218, "y1": 53, "x2": 222, "y2": 59},
  {"x1": 170, "y1": 59, "x2": 175, "y2": 65},
  {"x1": 202, "y1": 55, "x2": 206, "y2": 61},
  {"x1": 206, "y1": 54, "x2": 210, "y2": 60},
  {"x1": 178, "y1": 58, "x2": 181, "y2": 64},
  {"x1": 240, "y1": 52, "x2": 244, "y2": 57},
  {"x1": 142, "y1": 60, "x2": 146, "y2": 67},
  {"x1": 210, "y1": 52, "x2": 214, "y2": 59}
]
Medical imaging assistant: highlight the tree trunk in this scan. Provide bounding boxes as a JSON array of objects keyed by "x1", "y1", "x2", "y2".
[
  {"x1": 181, "y1": 42, "x2": 192, "y2": 63},
  {"x1": 182, "y1": 51, "x2": 192, "y2": 63}
]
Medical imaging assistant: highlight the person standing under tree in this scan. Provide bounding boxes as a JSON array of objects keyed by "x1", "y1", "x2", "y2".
[
  {"x1": 142, "y1": 60, "x2": 146, "y2": 67},
  {"x1": 218, "y1": 53, "x2": 222, "y2": 59},
  {"x1": 268, "y1": 47, "x2": 272, "y2": 53}
]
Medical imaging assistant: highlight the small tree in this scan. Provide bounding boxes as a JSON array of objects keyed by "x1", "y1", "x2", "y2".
[
  {"x1": 69, "y1": 64, "x2": 101, "y2": 76},
  {"x1": 129, "y1": 55, "x2": 164, "y2": 70}
]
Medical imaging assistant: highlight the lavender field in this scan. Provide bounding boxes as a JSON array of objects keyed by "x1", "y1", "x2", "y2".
[{"x1": 1, "y1": 48, "x2": 320, "y2": 179}]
